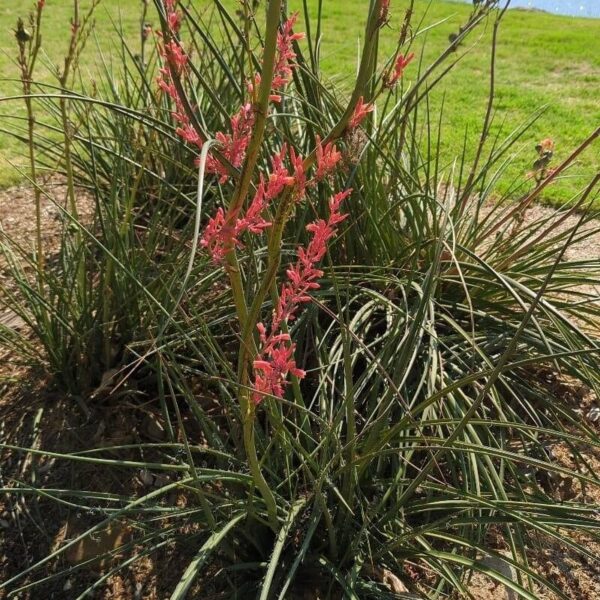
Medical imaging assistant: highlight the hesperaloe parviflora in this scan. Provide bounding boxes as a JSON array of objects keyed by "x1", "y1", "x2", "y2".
[{"x1": 155, "y1": 0, "x2": 414, "y2": 527}]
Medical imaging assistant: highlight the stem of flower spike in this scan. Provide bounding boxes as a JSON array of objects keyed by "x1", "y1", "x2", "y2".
[
  {"x1": 153, "y1": 0, "x2": 239, "y2": 182},
  {"x1": 241, "y1": 397, "x2": 278, "y2": 529},
  {"x1": 223, "y1": 0, "x2": 285, "y2": 336},
  {"x1": 225, "y1": 0, "x2": 284, "y2": 221},
  {"x1": 225, "y1": 0, "x2": 284, "y2": 532},
  {"x1": 238, "y1": 0, "x2": 386, "y2": 382},
  {"x1": 232, "y1": 2, "x2": 386, "y2": 528},
  {"x1": 18, "y1": 6, "x2": 44, "y2": 278}
]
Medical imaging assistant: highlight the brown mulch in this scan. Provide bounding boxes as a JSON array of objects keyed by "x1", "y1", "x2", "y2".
[
  {"x1": 0, "y1": 365, "x2": 212, "y2": 600},
  {"x1": 1, "y1": 179, "x2": 600, "y2": 599}
]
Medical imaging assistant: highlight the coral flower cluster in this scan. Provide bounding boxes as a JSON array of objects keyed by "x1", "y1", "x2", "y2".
[
  {"x1": 201, "y1": 144, "x2": 296, "y2": 262},
  {"x1": 349, "y1": 97, "x2": 375, "y2": 130},
  {"x1": 248, "y1": 13, "x2": 306, "y2": 103},
  {"x1": 385, "y1": 52, "x2": 415, "y2": 88},
  {"x1": 156, "y1": 1, "x2": 412, "y2": 405},
  {"x1": 252, "y1": 189, "x2": 351, "y2": 404}
]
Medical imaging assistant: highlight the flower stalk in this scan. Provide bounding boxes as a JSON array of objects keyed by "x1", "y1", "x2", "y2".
[
  {"x1": 237, "y1": 0, "x2": 388, "y2": 391},
  {"x1": 154, "y1": 0, "x2": 412, "y2": 529}
]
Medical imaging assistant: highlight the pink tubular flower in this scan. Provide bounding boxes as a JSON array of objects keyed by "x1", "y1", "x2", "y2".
[
  {"x1": 265, "y1": 144, "x2": 295, "y2": 198},
  {"x1": 200, "y1": 209, "x2": 237, "y2": 263},
  {"x1": 248, "y1": 73, "x2": 284, "y2": 103},
  {"x1": 168, "y1": 10, "x2": 181, "y2": 33},
  {"x1": 385, "y1": 52, "x2": 415, "y2": 88},
  {"x1": 276, "y1": 188, "x2": 351, "y2": 328},
  {"x1": 176, "y1": 123, "x2": 202, "y2": 147},
  {"x1": 349, "y1": 96, "x2": 375, "y2": 130},
  {"x1": 289, "y1": 147, "x2": 307, "y2": 201},
  {"x1": 315, "y1": 135, "x2": 342, "y2": 182},
  {"x1": 237, "y1": 180, "x2": 272, "y2": 235},
  {"x1": 157, "y1": 63, "x2": 204, "y2": 151},
  {"x1": 204, "y1": 103, "x2": 256, "y2": 183},
  {"x1": 164, "y1": 40, "x2": 188, "y2": 73},
  {"x1": 251, "y1": 189, "x2": 352, "y2": 404},
  {"x1": 271, "y1": 13, "x2": 306, "y2": 96}
]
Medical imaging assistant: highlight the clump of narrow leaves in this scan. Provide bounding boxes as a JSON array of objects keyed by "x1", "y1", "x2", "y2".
[{"x1": 1, "y1": 1, "x2": 599, "y2": 599}]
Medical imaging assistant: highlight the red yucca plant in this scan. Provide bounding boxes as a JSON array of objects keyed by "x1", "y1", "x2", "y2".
[
  {"x1": 4, "y1": 1, "x2": 600, "y2": 597},
  {"x1": 154, "y1": 0, "x2": 414, "y2": 527}
]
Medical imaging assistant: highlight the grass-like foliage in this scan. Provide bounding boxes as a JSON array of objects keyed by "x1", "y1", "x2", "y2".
[{"x1": 0, "y1": 0, "x2": 599, "y2": 598}]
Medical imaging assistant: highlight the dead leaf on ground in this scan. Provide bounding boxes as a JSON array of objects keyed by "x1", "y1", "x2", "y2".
[
  {"x1": 364, "y1": 564, "x2": 410, "y2": 593},
  {"x1": 64, "y1": 520, "x2": 132, "y2": 572}
]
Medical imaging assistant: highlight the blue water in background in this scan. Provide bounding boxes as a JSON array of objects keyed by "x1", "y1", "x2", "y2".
[{"x1": 461, "y1": 1, "x2": 600, "y2": 18}]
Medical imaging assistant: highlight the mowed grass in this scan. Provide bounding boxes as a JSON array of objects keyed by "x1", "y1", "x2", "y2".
[
  {"x1": 289, "y1": 0, "x2": 600, "y2": 204},
  {"x1": 0, "y1": 0, "x2": 599, "y2": 203}
]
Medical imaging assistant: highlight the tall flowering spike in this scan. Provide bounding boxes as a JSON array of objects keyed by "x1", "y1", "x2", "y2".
[
  {"x1": 261, "y1": 12, "x2": 306, "y2": 102},
  {"x1": 157, "y1": 58, "x2": 203, "y2": 152},
  {"x1": 251, "y1": 189, "x2": 352, "y2": 404},
  {"x1": 315, "y1": 135, "x2": 342, "y2": 182},
  {"x1": 385, "y1": 52, "x2": 415, "y2": 88},
  {"x1": 349, "y1": 96, "x2": 375, "y2": 130},
  {"x1": 327, "y1": 189, "x2": 352, "y2": 225},
  {"x1": 155, "y1": 0, "x2": 205, "y2": 156}
]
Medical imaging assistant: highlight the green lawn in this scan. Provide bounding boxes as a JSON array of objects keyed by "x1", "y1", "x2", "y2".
[
  {"x1": 1, "y1": 1, "x2": 599, "y2": 203},
  {"x1": 294, "y1": 0, "x2": 600, "y2": 204}
]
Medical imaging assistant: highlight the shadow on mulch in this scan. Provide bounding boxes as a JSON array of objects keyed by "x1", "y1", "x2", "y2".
[{"x1": 0, "y1": 368, "x2": 219, "y2": 600}]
